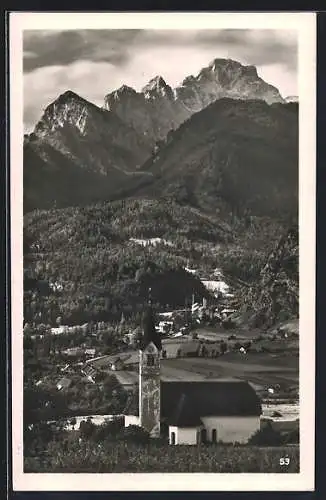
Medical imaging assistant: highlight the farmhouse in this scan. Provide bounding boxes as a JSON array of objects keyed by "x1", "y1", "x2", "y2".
[{"x1": 124, "y1": 303, "x2": 262, "y2": 445}]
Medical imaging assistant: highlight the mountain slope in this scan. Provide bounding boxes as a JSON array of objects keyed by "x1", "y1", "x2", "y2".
[
  {"x1": 239, "y1": 226, "x2": 299, "y2": 327},
  {"x1": 24, "y1": 91, "x2": 152, "y2": 212},
  {"x1": 23, "y1": 199, "x2": 221, "y2": 325},
  {"x1": 133, "y1": 99, "x2": 298, "y2": 220},
  {"x1": 104, "y1": 58, "x2": 284, "y2": 146}
]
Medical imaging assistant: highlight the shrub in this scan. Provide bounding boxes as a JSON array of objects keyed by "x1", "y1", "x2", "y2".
[
  {"x1": 117, "y1": 425, "x2": 150, "y2": 445},
  {"x1": 283, "y1": 428, "x2": 299, "y2": 444},
  {"x1": 79, "y1": 418, "x2": 96, "y2": 439},
  {"x1": 93, "y1": 417, "x2": 124, "y2": 442},
  {"x1": 248, "y1": 422, "x2": 284, "y2": 446}
]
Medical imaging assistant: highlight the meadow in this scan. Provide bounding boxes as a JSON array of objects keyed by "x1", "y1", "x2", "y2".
[{"x1": 24, "y1": 439, "x2": 299, "y2": 473}]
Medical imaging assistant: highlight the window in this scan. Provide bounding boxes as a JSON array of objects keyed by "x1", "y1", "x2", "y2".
[
  {"x1": 212, "y1": 429, "x2": 217, "y2": 443},
  {"x1": 171, "y1": 431, "x2": 176, "y2": 445},
  {"x1": 147, "y1": 354, "x2": 155, "y2": 366},
  {"x1": 201, "y1": 428, "x2": 207, "y2": 443}
]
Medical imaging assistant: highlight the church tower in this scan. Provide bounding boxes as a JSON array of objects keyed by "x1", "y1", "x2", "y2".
[{"x1": 139, "y1": 291, "x2": 162, "y2": 437}]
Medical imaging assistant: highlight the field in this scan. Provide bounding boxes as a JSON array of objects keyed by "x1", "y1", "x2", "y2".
[
  {"x1": 113, "y1": 352, "x2": 298, "y2": 391},
  {"x1": 88, "y1": 327, "x2": 298, "y2": 403},
  {"x1": 24, "y1": 440, "x2": 299, "y2": 473},
  {"x1": 163, "y1": 353, "x2": 298, "y2": 389}
]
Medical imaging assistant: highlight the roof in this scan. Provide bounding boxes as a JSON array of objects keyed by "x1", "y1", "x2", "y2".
[
  {"x1": 161, "y1": 381, "x2": 262, "y2": 423},
  {"x1": 125, "y1": 380, "x2": 262, "y2": 423},
  {"x1": 56, "y1": 377, "x2": 72, "y2": 390},
  {"x1": 169, "y1": 393, "x2": 202, "y2": 427},
  {"x1": 114, "y1": 371, "x2": 139, "y2": 388}
]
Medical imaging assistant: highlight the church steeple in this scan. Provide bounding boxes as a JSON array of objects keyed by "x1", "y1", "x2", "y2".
[
  {"x1": 140, "y1": 288, "x2": 162, "y2": 351},
  {"x1": 138, "y1": 287, "x2": 161, "y2": 437}
]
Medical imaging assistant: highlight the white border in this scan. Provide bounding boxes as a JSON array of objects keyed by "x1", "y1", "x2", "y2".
[{"x1": 10, "y1": 12, "x2": 316, "y2": 492}]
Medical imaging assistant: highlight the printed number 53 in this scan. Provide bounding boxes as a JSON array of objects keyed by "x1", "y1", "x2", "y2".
[{"x1": 280, "y1": 457, "x2": 290, "y2": 466}]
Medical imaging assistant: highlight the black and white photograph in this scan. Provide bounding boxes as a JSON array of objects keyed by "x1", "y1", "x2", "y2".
[{"x1": 10, "y1": 12, "x2": 315, "y2": 491}]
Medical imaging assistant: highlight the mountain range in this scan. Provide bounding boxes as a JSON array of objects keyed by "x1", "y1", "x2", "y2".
[
  {"x1": 104, "y1": 58, "x2": 284, "y2": 146},
  {"x1": 24, "y1": 58, "x2": 293, "y2": 214}
]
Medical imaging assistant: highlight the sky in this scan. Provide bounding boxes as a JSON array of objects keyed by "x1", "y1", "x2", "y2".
[{"x1": 23, "y1": 29, "x2": 298, "y2": 132}]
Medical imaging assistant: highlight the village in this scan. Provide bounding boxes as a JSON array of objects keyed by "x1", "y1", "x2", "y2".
[{"x1": 24, "y1": 264, "x2": 299, "y2": 444}]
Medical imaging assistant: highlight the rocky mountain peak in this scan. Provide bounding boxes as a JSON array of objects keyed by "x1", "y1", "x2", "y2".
[
  {"x1": 198, "y1": 58, "x2": 258, "y2": 85},
  {"x1": 114, "y1": 84, "x2": 137, "y2": 97},
  {"x1": 175, "y1": 58, "x2": 284, "y2": 107},
  {"x1": 142, "y1": 75, "x2": 173, "y2": 100},
  {"x1": 57, "y1": 89, "x2": 84, "y2": 102},
  {"x1": 33, "y1": 90, "x2": 103, "y2": 137},
  {"x1": 103, "y1": 84, "x2": 139, "y2": 112},
  {"x1": 209, "y1": 57, "x2": 241, "y2": 70}
]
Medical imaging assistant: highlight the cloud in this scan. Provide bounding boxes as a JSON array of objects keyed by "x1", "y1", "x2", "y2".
[
  {"x1": 23, "y1": 29, "x2": 298, "y2": 131},
  {"x1": 23, "y1": 29, "x2": 142, "y2": 72},
  {"x1": 24, "y1": 28, "x2": 297, "y2": 73}
]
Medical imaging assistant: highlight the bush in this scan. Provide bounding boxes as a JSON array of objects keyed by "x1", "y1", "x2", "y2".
[
  {"x1": 117, "y1": 425, "x2": 150, "y2": 445},
  {"x1": 93, "y1": 417, "x2": 124, "y2": 442},
  {"x1": 79, "y1": 418, "x2": 96, "y2": 439},
  {"x1": 283, "y1": 428, "x2": 299, "y2": 444},
  {"x1": 248, "y1": 422, "x2": 284, "y2": 446}
]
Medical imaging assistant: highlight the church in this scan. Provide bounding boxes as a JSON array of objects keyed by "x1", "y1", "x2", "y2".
[{"x1": 124, "y1": 303, "x2": 262, "y2": 445}]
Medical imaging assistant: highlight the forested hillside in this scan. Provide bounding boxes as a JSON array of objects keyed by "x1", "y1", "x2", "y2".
[
  {"x1": 24, "y1": 200, "x2": 221, "y2": 325},
  {"x1": 24, "y1": 198, "x2": 297, "y2": 328},
  {"x1": 239, "y1": 226, "x2": 299, "y2": 327}
]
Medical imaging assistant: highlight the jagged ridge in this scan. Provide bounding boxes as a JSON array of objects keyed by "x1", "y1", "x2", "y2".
[{"x1": 103, "y1": 58, "x2": 284, "y2": 145}]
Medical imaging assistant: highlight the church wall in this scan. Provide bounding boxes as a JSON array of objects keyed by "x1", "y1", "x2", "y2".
[
  {"x1": 169, "y1": 426, "x2": 198, "y2": 445},
  {"x1": 201, "y1": 416, "x2": 260, "y2": 443},
  {"x1": 124, "y1": 415, "x2": 140, "y2": 427}
]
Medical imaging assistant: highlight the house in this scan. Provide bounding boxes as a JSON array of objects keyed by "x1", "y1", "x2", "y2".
[
  {"x1": 85, "y1": 348, "x2": 96, "y2": 358},
  {"x1": 56, "y1": 377, "x2": 72, "y2": 391},
  {"x1": 62, "y1": 347, "x2": 84, "y2": 358},
  {"x1": 124, "y1": 302, "x2": 262, "y2": 445},
  {"x1": 114, "y1": 371, "x2": 138, "y2": 391},
  {"x1": 81, "y1": 364, "x2": 97, "y2": 379},
  {"x1": 111, "y1": 357, "x2": 125, "y2": 371},
  {"x1": 158, "y1": 320, "x2": 174, "y2": 334}
]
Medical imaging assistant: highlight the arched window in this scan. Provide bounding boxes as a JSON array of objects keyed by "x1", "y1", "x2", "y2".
[
  {"x1": 201, "y1": 428, "x2": 207, "y2": 443},
  {"x1": 212, "y1": 429, "x2": 217, "y2": 443},
  {"x1": 171, "y1": 431, "x2": 176, "y2": 445}
]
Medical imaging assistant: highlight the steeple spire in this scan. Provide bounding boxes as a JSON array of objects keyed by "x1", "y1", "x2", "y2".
[{"x1": 140, "y1": 287, "x2": 162, "y2": 350}]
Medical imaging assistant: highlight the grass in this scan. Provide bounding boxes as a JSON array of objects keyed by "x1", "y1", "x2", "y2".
[{"x1": 24, "y1": 440, "x2": 299, "y2": 473}]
